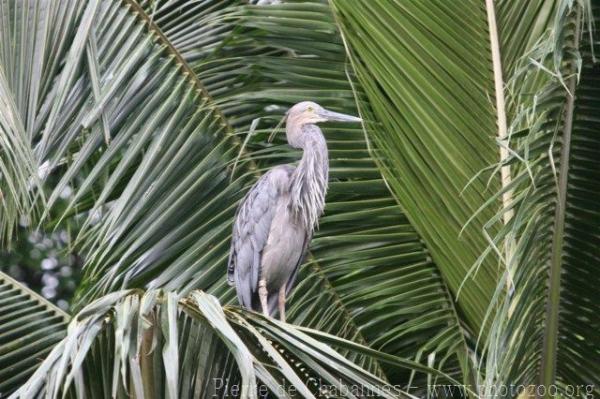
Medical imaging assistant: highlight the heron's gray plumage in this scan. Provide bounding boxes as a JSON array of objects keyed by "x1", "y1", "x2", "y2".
[
  {"x1": 227, "y1": 164, "x2": 306, "y2": 312},
  {"x1": 228, "y1": 101, "x2": 361, "y2": 319}
]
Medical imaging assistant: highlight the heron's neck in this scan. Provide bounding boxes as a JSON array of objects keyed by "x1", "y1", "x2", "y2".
[{"x1": 289, "y1": 125, "x2": 329, "y2": 231}]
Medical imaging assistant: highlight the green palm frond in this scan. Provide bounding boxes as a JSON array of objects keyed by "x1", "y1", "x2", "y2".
[
  {"x1": 0, "y1": 0, "x2": 248, "y2": 305},
  {"x1": 479, "y1": 0, "x2": 600, "y2": 394},
  {"x1": 497, "y1": 0, "x2": 557, "y2": 77},
  {"x1": 12, "y1": 289, "x2": 465, "y2": 399},
  {"x1": 0, "y1": 272, "x2": 68, "y2": 396},
  {"x1": 557, "y1": 26, "x2": 600, "y2": 389},
  {"x1": 330, "y1": 0, "x2": 505, "y2": 335},
  {"x1": 329, "y1": 0, "x2": 565, "y2": 339},
  {"x1": 0, "y1": 68, "x2": 38, "y2": 247}
]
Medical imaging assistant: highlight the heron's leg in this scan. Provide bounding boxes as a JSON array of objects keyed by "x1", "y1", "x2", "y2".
[
  {"x1": 258, "y1": 279, "x2": 269, "y2": 317},
  {"x1": 278, "y1": 286, "x2": 286, "y2": 322}
]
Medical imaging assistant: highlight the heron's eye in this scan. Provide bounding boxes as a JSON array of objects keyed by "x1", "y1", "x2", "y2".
[{"x1": 307, "y1": 106, "x2": 314, "y2": 112}]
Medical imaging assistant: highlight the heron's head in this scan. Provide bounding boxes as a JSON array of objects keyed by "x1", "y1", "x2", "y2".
[
  {"x1": 282, "y1": 101, "x2": 361, "y2": 147},
  {"x1": 286, "y1": 101, "x2": 362, "y2": 126}
]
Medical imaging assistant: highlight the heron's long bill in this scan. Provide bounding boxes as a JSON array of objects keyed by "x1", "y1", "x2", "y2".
[{"x1": 318, "y1": 109, "x2": 362, "y2": 123}]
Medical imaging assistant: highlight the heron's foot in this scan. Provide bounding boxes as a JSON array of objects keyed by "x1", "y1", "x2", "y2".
[
  {"x1": 278, "y1": 286, "x2": 286, "y2": 322},
  {"x1": 258, "y1": 279, "x2": 269, "y2": 317}
]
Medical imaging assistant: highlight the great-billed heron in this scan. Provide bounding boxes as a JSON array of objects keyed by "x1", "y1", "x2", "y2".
[{"x1": 227, "y1": 101, "x2": 362, "y2": 321}]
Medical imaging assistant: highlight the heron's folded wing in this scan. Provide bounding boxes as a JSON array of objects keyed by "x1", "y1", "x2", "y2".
[{"x1": 227, "y1": 165, "x2": 294, "y2": 308}]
